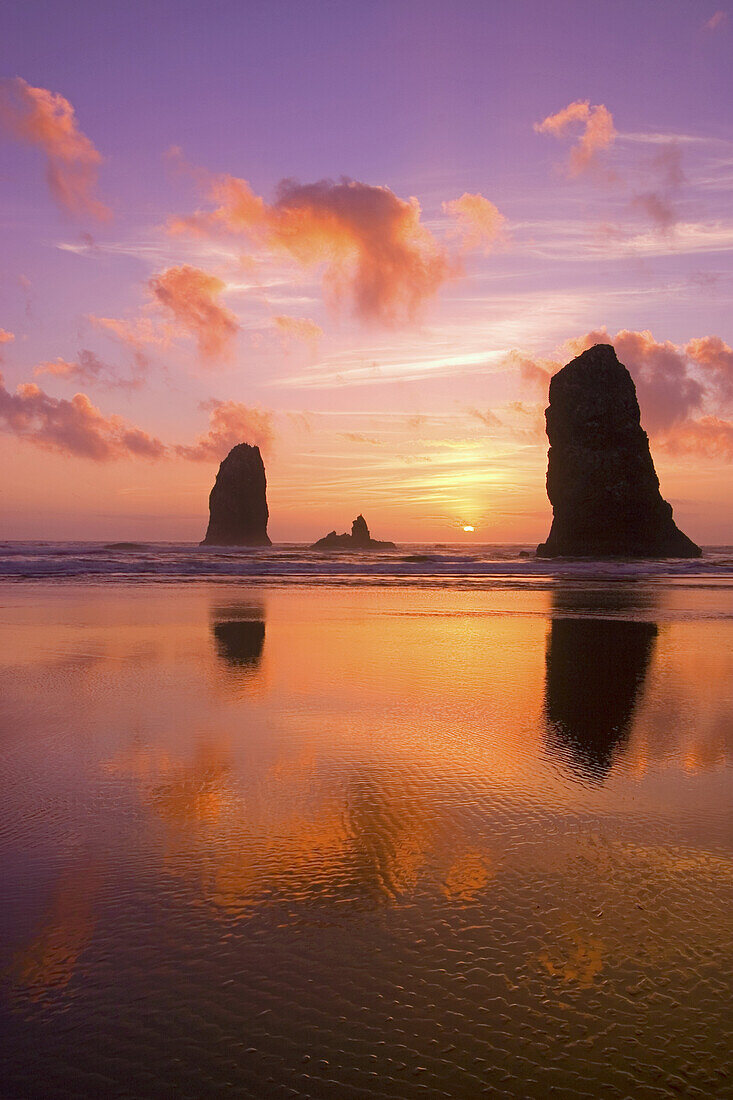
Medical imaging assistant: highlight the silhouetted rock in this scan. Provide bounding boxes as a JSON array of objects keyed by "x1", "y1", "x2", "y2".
[
  {"x1": 201, "y1": 443, "x2": 271, "y2": 546},
  {"x1": 545, "y1": 614, "x2": 658, "y2": 779},
  {"x1": 312, "y1": 515, "x2": 396, "y2": 550},
  {"x1": 537, "y1": 344, "x2": 701, "y2": 558}
]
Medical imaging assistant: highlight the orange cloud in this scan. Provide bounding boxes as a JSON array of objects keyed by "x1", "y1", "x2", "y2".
[
  {"x1": 0, "y1": 373, "x2": 166, "y2": 460},
  {"x1": 273, "y1": 314, "x2": 323, "y2": 351},
  {"x1": 0, "y1": 77, "x2": 110, "y2": 220},
  {"x1": 466, "y1": 406, "x2": 502, "y2": 429},
  {"x1": 685, "y1": 336, "x2": 733, "y2": 401},
  {"x1": 170, "y1": 175, "x2": 453, "y2": 325},
  {"x1": 33, "y1": 349, "x2": 140, "y2": 389},
  {"x1": 517, "y1": 329, "x2": 733, "y2": 460},
  {"x1": 89, "y1": 315, "x2": 172, "y2": 370},
  {"x1": 443, "y1": 192, "x2": 507, "y2": 252},
  {"x1": 535, "y1": 100, "x2": 616, "y2": 177},
  {"x1": 0, "y1": 328, "x2": 14, "y2": 363},
  {"x1": 175, "y1": 399, "x2": 274, "y2": 461},
  {"x1": 658, "y1": 415, "x2": 733, "y2": 460},
  {"x1": 148, "y1": 265, "x2": 238, "y2": 360},
  {"x1": 561, "y1": 328, "x2": 704, "y2": 433}
]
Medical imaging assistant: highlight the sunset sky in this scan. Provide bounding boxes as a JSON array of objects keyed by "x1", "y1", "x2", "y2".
[{"x1": 1, "y1": 0, "x2": 732, "y2": 543}]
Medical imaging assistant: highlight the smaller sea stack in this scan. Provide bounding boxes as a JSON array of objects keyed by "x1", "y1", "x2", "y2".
[
  {"x1": 201, "y1": 443, "x2": 271, "y2": 546},
  {"x1": 537, "y1": 343, "x2": 700, "y2": 558},
  {"x1": 312, "y1": 515, "x2": 396, "y2": 550}
]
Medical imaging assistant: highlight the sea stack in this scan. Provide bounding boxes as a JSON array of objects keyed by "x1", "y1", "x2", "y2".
[
  {"x1": 312, "y1": 515, "x2": 396, "y2": 550},
  {"x1": 201, "y1": 443, "x2": 271, "y2": 546},
  {"x1": 537, "y1": 343, "x2": 701, "y2": 558}
]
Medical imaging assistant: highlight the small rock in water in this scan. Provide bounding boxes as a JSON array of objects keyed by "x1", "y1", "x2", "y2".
[{"x1": 312, "y1": 515, "x2": 396, "y2": 550}]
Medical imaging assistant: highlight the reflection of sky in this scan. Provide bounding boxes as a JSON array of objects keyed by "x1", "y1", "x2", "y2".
[{"x1": 1, "y1": 582, "x2": 732, "y2": 1094}]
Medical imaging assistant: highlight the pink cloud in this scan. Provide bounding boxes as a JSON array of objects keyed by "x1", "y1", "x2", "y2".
[
  {"x1": 466, "y1": 406, "x2": 502, "y2": 429},
  {"x1": 148, "y1": 266, "x2": 239, "y2": 360},
  {"x1": 273, "y1": 315, "x2": 323, "y2": 351},
  {"x1": 33, "y1": 349, "x2": 141, "y2": 390},
  {"x1": 0, "y1": 373, "x2": 166, "y2": 460},
  {"x1": 175, "y1": 400, "x2": 274, "y2": 461},
  {"x1": 443, "y1": 193, "x2": 508, "y2": 252},
  {"x1": 534, "y1": 100, "x2": 616, "y2": 177},
  {"x1": 0, "y1": 77, "x2": 110, "y2": 221},
  {"x1": 685, "y1": 336, "x2": 733, "y2": 402},
  {"x1": 516, "y1": 329, "x2": 733, "y2": 460},
  {"x1": 704, "y1": 10, "x2": 727, "y2": 30},
  {"x1": 170, "y1": 174, "x2": 453, "y2": 325}
]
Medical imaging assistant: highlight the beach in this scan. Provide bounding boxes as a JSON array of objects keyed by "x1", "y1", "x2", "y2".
[{"x1": 1, "y1": 557, "x2": 732, "y2": 1097}]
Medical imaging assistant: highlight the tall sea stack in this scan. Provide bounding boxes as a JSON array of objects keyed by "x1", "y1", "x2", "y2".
[
  {"x1": 201, "y1": 443, "x2": 271, "y2": 546},
  {"x1": 537, "y1": 344, "x2": 701, "y2": 558}
]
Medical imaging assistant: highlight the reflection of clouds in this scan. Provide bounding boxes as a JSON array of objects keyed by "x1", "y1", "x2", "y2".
[
  {"x1": 531, "y1": 834, "x2": 733, "y2": 991},
  {"x1": 538, "y1": 921, "x2": 605, "y2": 988},
  {"x1": 441, "y1": 851, "x2": 494, "y2": 901},
  {"x1": 103, "y1": 734, "x2": 496, "y2": 915},
  {"x1": 9, "y1": 864, "x2": 102, "y2": 1003}
]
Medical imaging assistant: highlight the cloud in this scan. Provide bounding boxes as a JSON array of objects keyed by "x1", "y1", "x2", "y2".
[
  {"x1": 33, "y1": 348, "x2": 141, "y2": 390},
  {"x1": 0, "y1": 329, "x2": 14, "y2": 362},
  {"x1": 88, "y1": 314, "x2": 173, "y2": 373},
  {"x1": 631, "y1": 191, "x2": 677, "y2": 232},
  {"x1": 443, "y1": 193, "x2": 507, "y2": 252},
  {"x1": 704, "y1": 10, "x2": 727, "y2": 30},
  {"x1": 465, "y1": 406, "x2": 502, "y2": 429},
  {"x1": 631, "y1": 141, "x2": 685, "y2": 233},
  {"x1": 561, "y1": 328, "x2": 704, "y2": 433},
  {"x1": 534, "y1": 100, "x2": 616, "y2": 177},
  {"x1": 685, "y1": 336, "x2": 733, "y2": 402},
  {"x1": 505, "y1": 350, "x2": 560, "y2": 397},
  {"x1": 658, "y1": 415, "x2": 733, "y2": 459},
  {"x1": 339, "y1": 432, "x2": 381, "y2": 445},
  {"x1": 0, "y1": 373, "x2": 166, "y2": 460},
  {"x1": 175, "y1": 399, "x2": 274, "y2": 461},
  {"x1": 148, "y1": 265, "x2": 239, "y2": 360},
  {"x1": 515, "y1": 329, "x2": 733, "y2": 459},
  {"x1": 273, "y1": 315, "x2": 323, "y2": 351},
  {"x1": 169, "y1": 174, "x2": 453, "y2": 325},
  {"x1": 0, "y1": 77, "x2": 110, "y2": 220}
]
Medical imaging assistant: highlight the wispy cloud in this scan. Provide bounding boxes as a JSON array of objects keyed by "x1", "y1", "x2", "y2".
[{"x1": 0, "y1": 77, "x2": 110, "y2": 220}]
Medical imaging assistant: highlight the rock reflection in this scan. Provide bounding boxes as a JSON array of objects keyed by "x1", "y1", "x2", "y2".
[
  {"x1": 545, "y1": 589, "x2": 658, "y2": 779},
  {"x1": 211, "y1": 602, "x2": 266, "y2": 668}
]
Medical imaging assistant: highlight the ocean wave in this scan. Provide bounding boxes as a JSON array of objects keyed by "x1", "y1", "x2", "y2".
[{"x1": 1, "y1": 541, "x2": 733, "y2": 585}]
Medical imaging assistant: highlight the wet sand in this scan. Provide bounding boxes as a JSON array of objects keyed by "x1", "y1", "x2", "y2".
[{"x1": 1, "y1": 581, "x2": 731, "y2": 1097}]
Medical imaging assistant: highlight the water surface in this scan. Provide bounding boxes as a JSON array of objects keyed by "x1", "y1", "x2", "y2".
[{"x1": 1, "y1": 580, "x2": 731, "y2": 1098}]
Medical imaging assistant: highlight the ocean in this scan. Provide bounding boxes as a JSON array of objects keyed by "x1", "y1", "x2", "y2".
[
  {"x1": 0, "y1": 558, "x2": 731, "y2": 1097},
  {"x1": 2, "y1": 540, "x2": 733, "y2": 583}
]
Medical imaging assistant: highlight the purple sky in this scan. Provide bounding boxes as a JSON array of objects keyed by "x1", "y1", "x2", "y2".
[{"x1": 1, "y1": 1, "x2": 732, "y2": 541}]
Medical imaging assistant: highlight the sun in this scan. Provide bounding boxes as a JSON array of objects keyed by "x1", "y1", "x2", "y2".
[{"x1": 463, "y1": 525, "x2": 475, "y2": 532}]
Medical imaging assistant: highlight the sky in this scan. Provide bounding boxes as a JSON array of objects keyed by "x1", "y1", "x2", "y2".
[{"x1": 1, "y1": 0, "x2": 732, "y2": 543}]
